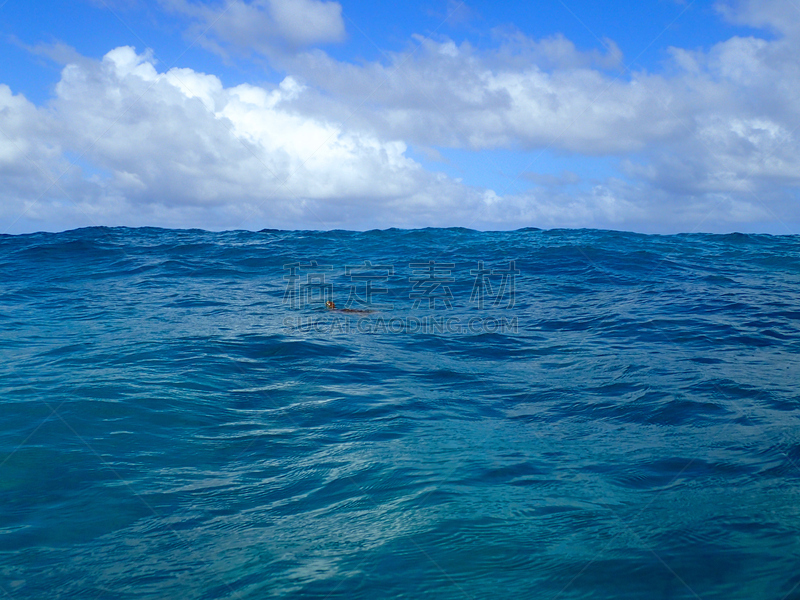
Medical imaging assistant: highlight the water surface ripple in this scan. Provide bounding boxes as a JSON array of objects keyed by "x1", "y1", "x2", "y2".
[{"x1": 1, "y1": 227, "x2": 799, "y2": 599}]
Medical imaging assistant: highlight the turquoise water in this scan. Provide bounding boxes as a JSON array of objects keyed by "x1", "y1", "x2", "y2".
[{"x1": 1, "y1": 227, "x2": 799, "y2": 599}]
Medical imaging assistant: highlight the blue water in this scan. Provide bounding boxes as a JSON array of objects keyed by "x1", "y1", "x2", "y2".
[{"x1": 1, "y1": 227, "x2": 799, "y2": 599}]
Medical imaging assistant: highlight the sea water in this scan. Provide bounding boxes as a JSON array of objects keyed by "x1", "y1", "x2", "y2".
[{"x1": 1, "y1": 227, "x2": 799, "y2": 599}]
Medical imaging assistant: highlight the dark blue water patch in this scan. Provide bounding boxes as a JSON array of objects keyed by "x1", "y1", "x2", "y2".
[{"x1": 1, "y1": 226, "x2": 799, "y2": 599}]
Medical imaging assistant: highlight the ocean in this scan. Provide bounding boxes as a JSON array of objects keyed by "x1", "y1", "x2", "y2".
[{"x1": 1, "y1": 226, "x2": 799, "y2": 599}]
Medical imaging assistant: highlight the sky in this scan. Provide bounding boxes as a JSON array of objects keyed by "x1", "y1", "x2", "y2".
[{"x1": 1, "y1": 0, "x2": 799, "y2": 234}]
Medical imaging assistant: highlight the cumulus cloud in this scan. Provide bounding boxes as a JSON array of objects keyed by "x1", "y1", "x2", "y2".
[
  {"x1": 0, "y1": 45, "x2": 683, "y2": 233},
  {"x1": 284, "y1": 29, "x2": 797, "y2": 158},
  {"x1": 4, "y1": 0, "x2": 800, "y2": 234},
  {"x1": 163, "y1": 0, "x2": 346, "y2": 57},
  {"x1": 268, "y1": 23, "x2": 800, "y2": 231},
  {"x1": 0, "y1": 85, "x2": 64, "y2": 206},
  {"x1": 0, "y1": 46, "x2": 469, "y2": 230},
  {"x1": 279, "y1": 35, "x2": 687, "y2": 154},
  {"x1": 715, "y1": 0, "x2": 800, "y2": 35}
]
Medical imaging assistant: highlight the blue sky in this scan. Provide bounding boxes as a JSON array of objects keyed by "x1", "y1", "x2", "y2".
[{"x1": 1, "y1": 0, "x2": 799, "y2": 233}]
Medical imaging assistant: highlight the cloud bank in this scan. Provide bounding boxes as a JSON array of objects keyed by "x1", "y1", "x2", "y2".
[{"x1": 1, "y1": 0, "x2": 799, "y2": 233}]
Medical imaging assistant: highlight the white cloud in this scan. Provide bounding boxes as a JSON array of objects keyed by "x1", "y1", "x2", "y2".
[
  {"x1": 267, "y1": 24, "x2": 800, "y2": 232},
  {"x1": 279, "y1": 35, "x2": 685, "y2": 154},
  {"x1": 163, "y1": 0, "x2": 346, "y2": 58},
  {"x1": 0, "y1": 47, "x2": 483, "y2": 231},
  {"x1": 4, "y1": 0, "x2": 800, "y2": 235},
  {"x1": 0, "y1": 44, "x2": 687, "y2": 233},
  {"x1": 0, "y1": 85, "x2": 76, "y2": 226},
  {"x1": 715, "y1": 0, "x2": 800, "y2": 35}
]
